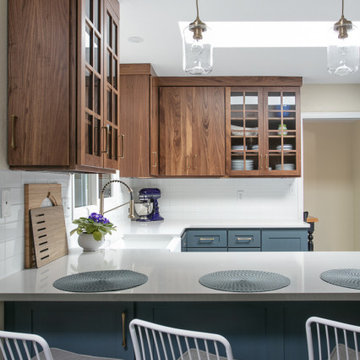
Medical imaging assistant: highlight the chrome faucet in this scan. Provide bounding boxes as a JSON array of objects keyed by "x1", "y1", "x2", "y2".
[{"x1": 99, "y1": 180, "x2": 135, "y2": 219}]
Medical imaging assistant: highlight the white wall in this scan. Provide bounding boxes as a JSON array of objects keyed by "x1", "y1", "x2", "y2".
[
  {"x1": 121, "y1": 177, "x2": 303, "y2": 223},
  {"x1": 0, "y1": 171, "x2": 72, "y2": 280}
]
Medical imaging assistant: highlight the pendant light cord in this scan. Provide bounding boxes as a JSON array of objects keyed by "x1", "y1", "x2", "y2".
[
  {"x1": 196, "y1": 0, "x2": 200, "y2": 19},
  {"x1": 342, "y1": 0, "x2": 344, "y2": 17}
]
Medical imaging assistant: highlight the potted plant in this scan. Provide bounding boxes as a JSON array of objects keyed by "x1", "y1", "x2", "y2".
[{"x1": 70, "y1": 213, "x2": 116, "y2": 252}]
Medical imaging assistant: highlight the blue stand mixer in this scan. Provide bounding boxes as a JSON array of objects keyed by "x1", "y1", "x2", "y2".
[{"x1": 135, "y1": 188, "x2": 164, "y2": 222}]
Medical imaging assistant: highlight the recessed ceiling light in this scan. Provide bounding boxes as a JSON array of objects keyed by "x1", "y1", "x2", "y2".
[{"x1": 128, "y1": 36, "x2": 144, "y2": 43}]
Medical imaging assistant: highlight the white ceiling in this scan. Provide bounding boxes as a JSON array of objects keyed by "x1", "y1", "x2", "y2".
[{"x1": 119, "y1": 0, "x2": 360, "y2": 84}]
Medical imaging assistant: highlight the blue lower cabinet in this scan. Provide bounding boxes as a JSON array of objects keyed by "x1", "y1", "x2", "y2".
[
  {"x1": 262, "y1": 229, "x2": 308, "y2": 251},
  {"x1": 7, "y1": 301, "x2": 360, "y2": 360},
  {"x1": 5, "y1": 302, "x2": 134, "y2": 359},
  {"x1": 182, "y1": 228, "x2": 308, "y2": 252}
]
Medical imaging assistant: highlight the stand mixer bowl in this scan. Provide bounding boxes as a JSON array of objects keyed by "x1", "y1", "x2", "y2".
[{"x1": 134, "y1": 202, "x2": 153, "y2": 221}]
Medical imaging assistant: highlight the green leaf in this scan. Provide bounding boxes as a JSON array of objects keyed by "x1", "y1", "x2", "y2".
[{"x1": 93, "y1": 231, "x2": 103, "y2": 241}]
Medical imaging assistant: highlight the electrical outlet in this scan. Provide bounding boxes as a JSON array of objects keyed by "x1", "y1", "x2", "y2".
[
  {"x1": 237, "y1": 190, "x2": 244, "y2": 200},
  {"x1": 1, "y1": 190, "x2": 11, "y2": 218}
]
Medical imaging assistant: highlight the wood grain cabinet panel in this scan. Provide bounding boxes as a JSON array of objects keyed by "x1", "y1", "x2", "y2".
[
  {"x1": 159, "y1": 87, "x2": 225, "y2": 176},
  {"x1": 8, "y1": 0, "x2": 120, "y2": 173},
  {"x1": 8, "y1": 0, "x2": 71, "y2": 167},
  {"x1": 119, "y1": 64, "x2": 158, "y2": 177}
]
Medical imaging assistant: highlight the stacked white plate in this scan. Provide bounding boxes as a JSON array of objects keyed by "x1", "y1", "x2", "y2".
[
  {"x1": 275, "y1": 163, "x2": 295, "y2": 170},
  {"x1": 231, "y1": 145, "x2": 247, "y2": 151},
  {"x1": 276, "y1": 144, "x2": 293, "y2": 151},
  {"x1": 232, "y1": 159, "x2": 254, "y2": 170}
]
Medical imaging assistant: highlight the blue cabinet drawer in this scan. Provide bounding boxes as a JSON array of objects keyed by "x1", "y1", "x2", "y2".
[
  {"x1": 262, "y1": 229, "x2": 308, "y2": 251},
  {"x1": 186, "y1": 230, "x2": 227, "y2": 248},
  {"x1": 228, "y1": 230, "x2": 261, "y2": 248}
]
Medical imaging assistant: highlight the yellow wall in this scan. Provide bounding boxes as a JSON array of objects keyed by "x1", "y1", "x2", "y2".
[
  {"x1": 303, "y1": 121, "x2": 357, "y2": 251},
  {"x1": 353, "y1": 121, "x2": 360, "y2": 250},
  {"x1": 302, "y1": 84, "x2": 360, "y2": 113},
  {"x1": 0, "y1": 0, "x2": 7, "y2": 169}
]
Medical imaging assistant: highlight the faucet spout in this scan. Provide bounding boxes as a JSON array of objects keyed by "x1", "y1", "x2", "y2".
[{"x1": 100, "y1": 180, "x2": 135, "y2": 220}]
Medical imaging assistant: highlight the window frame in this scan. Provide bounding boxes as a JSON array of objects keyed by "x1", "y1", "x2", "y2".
[{"x1": 71, "y1": 172, "x2": 122, "y2": 220}]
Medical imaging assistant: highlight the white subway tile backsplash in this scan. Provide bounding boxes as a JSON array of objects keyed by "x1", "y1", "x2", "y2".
[{"x1": 0, "y1": 169, "x2": 71, "y2": 280}]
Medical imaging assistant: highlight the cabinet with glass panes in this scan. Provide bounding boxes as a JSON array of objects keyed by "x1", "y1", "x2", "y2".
[
  {"x1": 8, "y1": 0, "x2": 120, "y2": 173},
  {"x1": 226, "y1": 87, "x2": 301, "y2": 177}
]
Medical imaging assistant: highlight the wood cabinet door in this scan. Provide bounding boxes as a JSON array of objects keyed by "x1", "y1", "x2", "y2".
[
  {"x1": 191, "y1": 87, "x2": 225, "y2": 176},
  {"x1": 159, "y1": 87, "x2": 225, "y2": 176},
  {"x1": 103, "y1": 0, "x2": 120, "y2": 170},
  {"x1": 8, "y1": 0, "x2": 71, "y2": 166},
  {"x1": 159, "y1": 87, "x2": 192, "y2": 176},
  {"x1": 119, "y1": 75, "x2": 150, "y2": 177}
]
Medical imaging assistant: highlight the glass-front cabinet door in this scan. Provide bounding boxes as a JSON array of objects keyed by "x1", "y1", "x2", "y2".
[
  {"x1": 103, "y1": 1, "x2": 120, "y2": 169},
  {"x1": 226, "y1": 88, "x2": 264, "y2": 176},
  {"x1": 80, "y1": 0, "x2": 103, "y2": 168},
  {"x1": 264, "y1": 88, "x2": 301, "y2": 176}
]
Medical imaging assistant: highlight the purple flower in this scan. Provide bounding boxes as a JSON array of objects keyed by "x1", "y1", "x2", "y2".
[{"x1": 89, "y1": 212, "x2": 110, "y2": 225}]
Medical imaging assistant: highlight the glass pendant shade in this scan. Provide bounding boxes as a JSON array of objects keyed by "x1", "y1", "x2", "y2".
[
  {"x1": 327, "y1": 23, "x2": 360, "y2": 76},
  {"x1": 183, "y1": 24, "x2": 213, "y2": 75}
]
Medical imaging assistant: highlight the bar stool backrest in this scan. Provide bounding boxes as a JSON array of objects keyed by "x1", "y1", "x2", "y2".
[
  {"x1": 0, "y1": 330, "x2": 53, "y2": 360},
  {"x1": 129, "y1": 319, "x2": 234, "y2": 360},
  {"x1": 306, "y1": 316, "x2": 360, "y2": 360}
]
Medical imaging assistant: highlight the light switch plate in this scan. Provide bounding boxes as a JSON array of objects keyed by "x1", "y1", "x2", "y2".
[{"x1": 1, "y1": 190, "x2": 11, "y2": 218}]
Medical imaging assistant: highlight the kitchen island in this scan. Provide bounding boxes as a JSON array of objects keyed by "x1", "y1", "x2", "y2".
[{"x1": 2, "y1": 249, "x2": 360, "y2": 360}]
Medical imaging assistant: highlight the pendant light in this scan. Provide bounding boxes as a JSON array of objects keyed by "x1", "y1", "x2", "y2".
[
  {"x1": 327, "y1": 0, "x2": 360, "y2": 76},
  {"x1": 183, "y1": 0, "x2": 213, "y2": 75}
]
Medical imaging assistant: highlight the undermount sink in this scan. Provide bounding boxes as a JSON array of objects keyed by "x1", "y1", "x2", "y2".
[{"x1": 110, "y1": 234, "x2": 181, "y2": 252}]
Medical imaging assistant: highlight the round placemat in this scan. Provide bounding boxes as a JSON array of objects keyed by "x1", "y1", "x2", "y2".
[
  {"x1": 320, "y1": 269, "x2": 360, "y2": 290},
  {"x1": 53, "y1": 270, "x2": 148, "y2": 292},
  {"x1": 199, "y1": 270, "x2": 290, "y2": 292}
]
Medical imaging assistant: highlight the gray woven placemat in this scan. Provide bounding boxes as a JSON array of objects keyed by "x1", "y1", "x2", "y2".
[
  {"x1": 53, "y1": 270, "x2": 148, "y2": 292},
  {"x1": 320, "y1": 269, "x2": 360, "y2": 290},
  {"x1": 199, "y1": 270, "x2": 290, "y2": 292}
]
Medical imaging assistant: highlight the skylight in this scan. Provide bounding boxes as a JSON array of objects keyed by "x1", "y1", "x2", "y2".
[{"x1": 179, "y1": 21, "x2": 360, "y2": 48}]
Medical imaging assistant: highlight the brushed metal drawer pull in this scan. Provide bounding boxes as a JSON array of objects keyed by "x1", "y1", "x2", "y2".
[
  {"x1": 121, "y1": 311, "x2": 126, "y2": 348},
  {"x1": 101, "y1": 126, "x2": 109, "y2": 154},
  {"x1": 119, "y1": 134, "x2": 125, "y2": 159},
  {"x1": 199, "y1": 237, "x2": 215, "y2": 242},
  {"x1": 236, "y1": 237, "x2": 253, "y2": 242},
  {"x1": 10, "y1": 115, "x2": 17, "y2": 149},
  {"x1": 152, "y1": 151, "x2": 157, "y2": 168}
]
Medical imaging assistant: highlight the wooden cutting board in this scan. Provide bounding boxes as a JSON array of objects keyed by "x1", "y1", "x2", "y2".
[
  {"x1": 30, "y1": 205, "x2": 68, "y2": 268},
  {"x1": 24, "y1": 184, "x2": 63, "y2": 268}
]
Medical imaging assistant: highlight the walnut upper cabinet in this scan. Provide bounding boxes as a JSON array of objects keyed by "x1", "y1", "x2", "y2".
[
  {"x1": 119, "y1": 64, "x2": 159, "y2": 178},
  {"x1": 226, "y1": 86, "x2": 301, "y2": 177},
  {"x1": 159, "y1": 87, "x2": 225, "y2": 177},
  {"x1": 8, "y1": 0, "x2": 120, "y2": 173}
]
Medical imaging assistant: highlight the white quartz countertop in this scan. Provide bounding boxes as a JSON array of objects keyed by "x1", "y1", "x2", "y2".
[
  {"x1": 117, "y1": 219, "x2": 309, "y2": 235},
  {"x1": 0, "y1": 249, "x2": 359, "y2": 302}
]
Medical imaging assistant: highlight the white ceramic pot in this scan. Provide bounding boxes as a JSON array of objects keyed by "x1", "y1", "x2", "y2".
[{"x1": 78, "y1": 233, "x2": 105, "y2": 252}]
